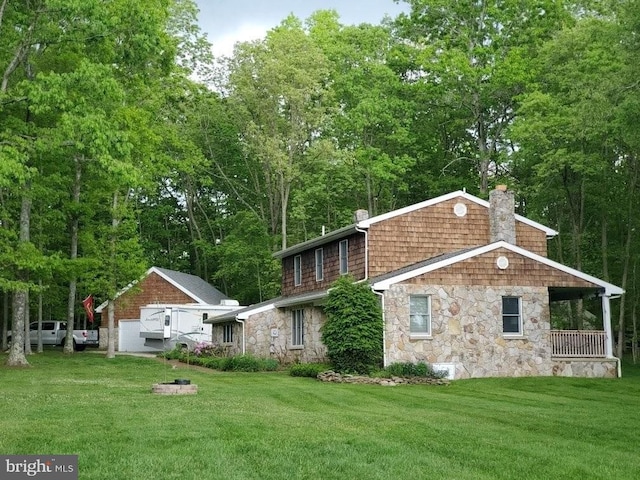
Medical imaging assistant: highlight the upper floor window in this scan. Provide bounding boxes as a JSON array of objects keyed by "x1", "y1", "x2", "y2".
[
  {"x1": 410, "y1": 295, "x2": 431, "y2": 336},
  {"x1": 294, "y1": 254, "x2": 302, "y2": 286},
  {"x1": 339, "y1": 239, "x2": 348, "y2": 275},
  {"x1": 502, "y1": 296, "x2": 522, "y2": 335},
  {"x1": 292, "y1": 309, "x2": 304, "y2": 347},
  {"x1": 315, "y1": 248, "x2": 324, "y2": 281}
]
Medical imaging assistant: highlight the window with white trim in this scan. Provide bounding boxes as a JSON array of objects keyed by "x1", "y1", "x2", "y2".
[
  {"x1": 315, "y1": 248, "x2": 324, "y2": 281},
  {"x1": 294, "y1": 255, "x2": 302, "y2": 286},
  {"x1": 292, "y1": 309, "x2": 304, "y2": 347},
  {"x1": 339, "y1": 239, "x2": 348, "y2": 275},
  {"x1": 502, "y1": 296, "x2": 522, "y2": 335},
  {"x1": 409, "y1": 295, "x2": 431, "y2": 335},
  {"x1": 223, "y1": 323, "x2": 233, "y2": 343}
]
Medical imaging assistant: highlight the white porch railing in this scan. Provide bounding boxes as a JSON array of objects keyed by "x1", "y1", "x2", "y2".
[{"x1": 551, "y1": 330, "x2": 607, "y2": 358}]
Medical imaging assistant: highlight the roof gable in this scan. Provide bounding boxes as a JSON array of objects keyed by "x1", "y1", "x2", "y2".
[
  {"x1": 274, "y1": 190, "x2": 558, "y2": 259},
  {"x1": 152, "y1": 267, "x2": 228, "y2": 305},
  {"x1": 358, "y1": 190, "x2": 558, "y2": 237},
  {"x1": 95, "y1": 267, "x2": 229, "y2": 313},
  {"x1": 371, "y1": 241, "x2": 623, "y2": 296}
]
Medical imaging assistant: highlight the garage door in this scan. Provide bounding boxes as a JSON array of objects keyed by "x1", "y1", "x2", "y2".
[{"x1": 118, "y1": 319, "x2": 158, "y2": 352}]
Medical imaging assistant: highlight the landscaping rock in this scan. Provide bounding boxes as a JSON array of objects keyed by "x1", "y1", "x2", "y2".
[{"x1": 316, "y1": 371, "x2": 449, "y2": 386}]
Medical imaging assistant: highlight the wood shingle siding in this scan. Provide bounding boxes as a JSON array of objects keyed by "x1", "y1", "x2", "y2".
[
  {"x1": 406, "y1": 248, "x2": 598, "y2": 288},
  {"x1": 109, "y1": 272, "x2": 195, "y2": 326},
  {"x1": 367, "y1": 198, "x2": 548, "y2": 277},
  {"x1": 281, "y1": 233, "x2": 365, "y2": 296}
]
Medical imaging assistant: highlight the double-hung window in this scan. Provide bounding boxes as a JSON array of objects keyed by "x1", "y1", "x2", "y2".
[
  {"x1": 315, "y1": 248, "x2": 324, "y2": 282},
  {"x1": 292, "y1": 309, "x2": 304, "y2": 347},
  {"x1": 223, "y1": 323, "x2": 233, "y2": 343},
  {"x1": 294, "y1": 255, "x2": 302, "y2": 286},
  {"x1": 339, "y1": 240, "x2": 348, "y2": 275},
  {"x1": 409, "y1": 295, "x2": 431, "y2": 336},
  {"x1": 502, "y1": 296, "x2": 522, "y2": 335}
]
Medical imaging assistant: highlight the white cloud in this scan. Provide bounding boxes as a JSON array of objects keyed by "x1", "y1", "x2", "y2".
[{"x1": 211, "y1": 23, "x2": 269, "y2": 58}]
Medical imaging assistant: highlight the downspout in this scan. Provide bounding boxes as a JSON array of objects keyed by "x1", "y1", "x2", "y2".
[
  {"x1": 355, "y1": 225, "x2": 369, "y2": 281},
  {"x1": 372, "y1": 289, "x2": 387, "y2": 368},
  {"x1": 235, "y1": 316, "x2": 245, "y2": 355}
]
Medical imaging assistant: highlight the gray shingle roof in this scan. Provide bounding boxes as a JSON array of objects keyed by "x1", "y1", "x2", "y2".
[
  {"x1": 154, "y1": 267, "x2": 229, "y2": 305},
  {"x1": 369, "y1": 247, "x2": 480, "y2": 285}
]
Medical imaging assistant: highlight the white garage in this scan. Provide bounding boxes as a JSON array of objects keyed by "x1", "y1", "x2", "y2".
[{"x1": 118, "y1": 319, "x2": 159, "y2": 353}]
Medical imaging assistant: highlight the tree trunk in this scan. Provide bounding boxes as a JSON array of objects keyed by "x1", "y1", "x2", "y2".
[
  {"x1": 6, "y1": 193, "x2": 31, "y2": 366},
  {"x1": 65, "y1": 157, "x2": 82, "y2": 354},
  {"x1": 615, "y1": 159, "x2": 638, "y2": 358},
  {"x1": 36, "y1": 283, "x2": 43, "y2": 353},
  {"x1": 106, "y1": 300, "x2": 116, "y2": 359},
  {"x1": 24, "y1": 289, "x2": 31, "y2": 355},
  {"x1": 1, "y1": 291, "x2": 7, "y2": 351},
  {"x1": 106, "y1": 191, "x2": 119, "y2": 359},
  {"x1": 280, "y1": 173, "x2": 290, "y2": 250}
]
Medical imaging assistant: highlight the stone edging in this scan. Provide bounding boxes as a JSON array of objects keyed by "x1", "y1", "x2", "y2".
[{"x1": 317, "y1": 371, "x2": 450, "y2": 386}]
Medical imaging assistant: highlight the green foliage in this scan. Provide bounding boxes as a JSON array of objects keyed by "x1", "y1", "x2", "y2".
[
  {"x1": 162, "y1": 346, "x2": 279, "y2": 372},
  {"x1": 221, "y1": 355, "x2": 279, "y2": 372},
  {"x1": 378, "y1": 361, "x2": 445, "y2": 379},
  {"x1": 322, "y1": 276, "x2": 383, "y2": 374},
  {"x1": 212, "y1": 211, "x2": 281, "y2": 304},
  {"x1": 289, "y1": 362, "x2": 331, "y2": 378}
]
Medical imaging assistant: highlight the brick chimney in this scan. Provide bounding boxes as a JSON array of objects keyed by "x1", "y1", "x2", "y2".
[{"x1": 489, "y1": 185, "x2": 516, "y2": 244}]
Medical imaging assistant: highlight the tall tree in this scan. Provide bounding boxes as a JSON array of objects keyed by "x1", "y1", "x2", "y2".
[
  {"x1": 226, "y1": 15, "x2": 332, "y2": 250},
  {"x1": 394, "y1": 0, "x2": 570, "y2": 193}
]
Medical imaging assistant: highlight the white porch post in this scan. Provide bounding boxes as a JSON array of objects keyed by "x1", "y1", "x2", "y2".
[{"x1": 601, "y1": 295, "x2": 613, "y2": 358}]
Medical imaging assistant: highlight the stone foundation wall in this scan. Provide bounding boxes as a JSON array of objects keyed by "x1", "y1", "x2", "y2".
[
  {"x1": 551, "y1": 358, "x2": 618, "y2": 378},
  {"x1": 243, "y1": 306, "x2": 327, "y2": 364},
  {"x1": 384, "y1": 284, "x2": 553, "y2": 379},
  {"x1": 98, "y1": 327, "x2": 116, "y2": 350}
]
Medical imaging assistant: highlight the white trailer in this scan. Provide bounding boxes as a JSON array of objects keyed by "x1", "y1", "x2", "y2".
[{"x1": 139, "y1": 302, "x2": 240, "y2": 351}]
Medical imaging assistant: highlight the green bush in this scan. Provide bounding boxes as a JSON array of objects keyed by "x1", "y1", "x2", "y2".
[
  {"x1": 161, "y1": 343, "x2": 186, "y2": 360},
  {"x1": 220, "y1": 355, "x2": 279, "y2": 372},
  {"x1": 289, "y1": 363, "x2": 331, "y2": 378},
  {"x1": 384, "y1": 362, "x2": 437, "y2": 378},
  {"x1": 163, "y1": 349, "x2": 279, "y2": 372},
  {"x1": 322, "y1": 276, "x2": 383, "y2": 374}
]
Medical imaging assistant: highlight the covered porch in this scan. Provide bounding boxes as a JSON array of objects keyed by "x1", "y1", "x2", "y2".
[{"x1": 548, "y1": 286, "x2": 619, "y2": 360}]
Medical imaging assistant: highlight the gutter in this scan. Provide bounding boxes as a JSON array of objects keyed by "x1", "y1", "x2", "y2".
[{"x1": 355, "y1": 224, "x2": 369, "y2": 281}]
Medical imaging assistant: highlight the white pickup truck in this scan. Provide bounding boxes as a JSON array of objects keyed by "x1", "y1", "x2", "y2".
[{"x1": 8, "y1": 321, "x2": 99, "y2": 351}]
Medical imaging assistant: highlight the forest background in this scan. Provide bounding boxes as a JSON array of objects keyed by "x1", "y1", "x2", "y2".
[{"x1": 1, "y1": 0, "x2": 639, "y2": 363}]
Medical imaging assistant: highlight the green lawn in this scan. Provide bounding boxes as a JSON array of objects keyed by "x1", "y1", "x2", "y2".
[{"x1": 1, "y1": 352, "x2": 639, "y2": 480}]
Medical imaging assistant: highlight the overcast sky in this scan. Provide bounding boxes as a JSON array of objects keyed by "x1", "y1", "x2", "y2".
[{"x1": 194, "y1": 0, "x2": 409, "y2": 57}]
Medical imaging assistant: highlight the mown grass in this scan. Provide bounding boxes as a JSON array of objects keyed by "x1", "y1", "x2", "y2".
[{"x1": 1, "y1": 351, "x2": 639, "y2": 480}]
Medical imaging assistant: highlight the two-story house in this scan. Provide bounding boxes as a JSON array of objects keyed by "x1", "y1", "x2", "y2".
[{"x1": 207, "y1": 186, "x2": 623, "y2": 379}]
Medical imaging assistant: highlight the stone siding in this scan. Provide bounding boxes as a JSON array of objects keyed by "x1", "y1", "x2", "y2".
[
  {"x1": 241, "y1": 306, "x2": 328, "y2": 364},
  {"x1": 384, "y1": 284, "x2": 553, "y2": 379},
  {"x1": 98, "y1": 327, "x2": 117, "y2": 350},
  {"x1": 551, "y1": 358, "x2": 617, "y2": 378}
]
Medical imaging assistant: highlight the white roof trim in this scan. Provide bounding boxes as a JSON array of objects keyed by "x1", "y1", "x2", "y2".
[
  {"x1": 94, "y1": 267, "x2": 207, "y2": 313},
  {"x1": 149, "y1": 267, "x2": 207, "y2": 304},
  {"x1": 357, "y1": 190, "x2": 558, "y2": 237},
  {"x1": 372, "y1": 241, "x2": 624, "y2": 296},
  {"x1": 236, "y1": 302, "x2": 276, "y2": 320}
]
